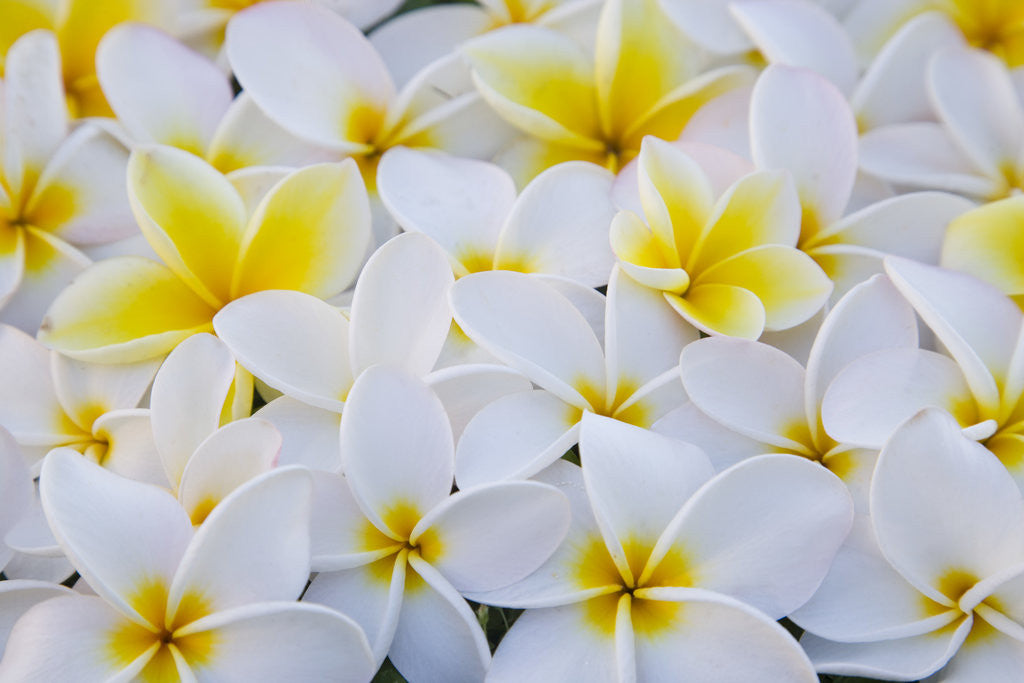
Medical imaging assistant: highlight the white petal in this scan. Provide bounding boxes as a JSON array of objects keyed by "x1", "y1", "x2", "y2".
[
  {"x1": 150, "y1": 332, "x2": 236, "y2": 487},
  {"x1": 659, "y1": 0, "x2": 752, "y2": 54},
  {"x1": 872, "y1": 409, "x2": 1024, "y2": 604},
  {"x1": 454, "y1": 389, "x2": 580, "y2": 489},
  {"x1": 254, "y1": 396, "x2": 343, "y2": 471},
  {"x1": 340, "y1": 366, "x2": 454, "y2": 539},
  {"x1": 40, "y1": 449, "x2": 192, "y2": 628},
  {"x1": 213, "y1": 290, "x2": 351, "y2": 412},
  {"x1": 348, "y1": 232, "x2": 454, "y2": 376},
  {"x1": 0, "y1": 228, "x2": 90, "y2": 335},
  {"x1": 0, "y1": 580, "x2": 73, "y2": 658},
  {"x1": 168, "y1": 466, "x2": 312, "y2": 619},
  {"x1": 92, "y1": 409, "x2": 166, "y2": 487},
  {"x1": 425, "y1": 363, "x2": 532, "y2": 441},
  {"x1": 651, "y1": 454, "x2": 853, "y2": 618},
  {"x1": 51, "y1": 353, "x2": 159, "y2": 432},
  {"x1": 934, "y1": 623, "x2": 1024, "y2": 683},
  {"x1": 412, "y1": 481, "x2": 570, "y2": 593},
  {"x1": 652, "y1": 401, "x2": 773, "y2": 472},
  {"x1": 750, "y1": 64, "x2": 857, "y2": 227},
  {"x1": 309, "y1": 470, "x2": 400, "y2": 572}
]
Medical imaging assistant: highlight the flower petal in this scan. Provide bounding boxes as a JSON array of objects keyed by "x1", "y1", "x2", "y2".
[
  {"x1": 664, "y1": 283, "x2": 766, "y2": 339},
  {"x1": 942, "y1": 196, "x2": 1024, "y2": 301},
  {"x1": 92, "y1": 409, "x2": 165, "y2": 486},
  {"x1": 51, "y1": 353, "x2": 159, "y2": 432},
  {"x1": 254, "y1": 396, "x2": 343, "y2": 471},
  {"x1": 425, "y1": 363, "x2": 532, "y2": 441},
  {"x1": 0, "y1": 579, "x2": 73, "y2": 658},
  {"x1": 1, "y1": 227, "x2": 90, "y2": 335}
]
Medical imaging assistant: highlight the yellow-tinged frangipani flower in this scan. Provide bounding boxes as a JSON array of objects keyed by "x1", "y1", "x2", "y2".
[
  {"x1": 941, "y1": 195, "x2": 1024, "y2": 309},
  {"x1": 610, "y1": 137, "x2": 832, "y2": 339},
  {"x1": 38, "y1": 145, "x2": 371, "y2": 363},
  {"x1": 462, "y1": 0, "x2": 753, "y2": 184}
]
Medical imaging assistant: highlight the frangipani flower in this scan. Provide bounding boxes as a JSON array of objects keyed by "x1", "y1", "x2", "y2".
[
  {"x1": 610, "y1": 136, "x2": 832, "y2": 338},
  {"x1": 463, "y1": 0, "x2": 753, "y2": 184},
  {"x1": 0, "y1": 451, "x2": 375, "y2": 681},
  {"x1": 794, "y1": 408, "x2": 1024, "y2": 681},
  {"x1": 860, "y1": 44, "x2": 1024, "y2": 200},
  {"x1": 304, "y1": 365, "x2": 570, "y2": 682},
  {"x1": 941, "y1": 194, "x2": 1024, "y2": 307},
  {"x1": 821, "y1": 257, "x2": 1024, "y2": 492},
  {"x1": 97, "y1": 23, "x2": 333, "y2": 174},
  {"x1": 474, "y1": 414, "x2": 853, "y2": 681},
  {"x1": 38, "y1": 146, "x2": 371, "y2": 363},
  {"x1": 451, "y1": 266, "x2": 696, "y2": 487},
  {"x1": 0, "y1": 30, "x2": 138, "y2": 332}
]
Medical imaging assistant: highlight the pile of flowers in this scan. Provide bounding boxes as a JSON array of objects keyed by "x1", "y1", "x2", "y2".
[{"x1": 1, "y1": 0, "x2": 1023, "y2": 680}]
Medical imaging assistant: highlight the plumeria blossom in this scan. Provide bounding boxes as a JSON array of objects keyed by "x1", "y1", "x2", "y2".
[
  {"x1": 463, "y1": 0, "x2": 753, "y2": 184},
  {"x1": 473, "y1": 414, "x2": 853, "y2": 681},
  {"x1": 941, "y1": 194, "x2": 1024, "y2": 307},
  {"x1": 38, "y1": 145, "x2": 371, "y2": 363},
  {"x1": 821, "y1": 257, "x2": 1024, "y2": 493},
  {"x1": 0, "y1": 451, "x2": 376, "y2": 681},
  {"x1": 860, "y1": 44, "x2": 1024, "y2": 200},
  {"x1": 670, "y1": 274, "x2": 918, "y2": 510},
  {"x1": 610, "y1": 136, "x2": 831, "y2": 338},
  {"x1": 0, "y1": 426, "x2": 32, "y2": 572},
  {"x1": 0, "y1": 30, "x2": 138, "y2": 332},
  {"x1": 303, "y1": 366, "x2": 571, "y2": 682},
  {"x1": 451, "y1": 266, "x2": 696, "y2": 487},
  {"x1": 214, "y1": 232, "x2": 529, "y2": 471},
  {"x1": 97, "y1": 23, "x2": 334, "y2": 174},
  {"x1": 794, "y1": 408, "x2": 1024, "y2": 681}
]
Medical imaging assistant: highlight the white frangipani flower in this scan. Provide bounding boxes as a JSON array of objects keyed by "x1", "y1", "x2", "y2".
[
  {"x1": 303, "y1": 365, "x2": 571, "y2": 682},
  {"x1": 474, "y1": 413, "x2": 853, "y2": 681},
  {"x1": 0, "y1": 452, "x2": 376, "y2": 681}
]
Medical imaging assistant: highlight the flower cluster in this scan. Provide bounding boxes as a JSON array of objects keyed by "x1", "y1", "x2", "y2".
[{"x1": 1, "y1": 0, "x2": 1022, "y2": 681}]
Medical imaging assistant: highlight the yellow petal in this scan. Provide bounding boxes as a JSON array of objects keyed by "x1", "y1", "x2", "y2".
[
  {"x1": 232, "y1": 160, "x2": 372, "y2": 299},
  {"x1": 664, "y1": 284, "x2": 765, "y2": 339},
  {"x1": 128, "y1": 145, "x2": 247, "y2": 307},
  {"x1": 689, "y1": 169, "x2": 801, "y2": 275},
  {"x1": 695, "y1": 245, "x2": 832, "y2": 331},
  {"x1": 637, "y1": 137, "x2": 713, "y2": 264},
  {"x1": 610, "y1": 210, "x2": 689, "y2": 293},
  {"x1": 494, "y1": 136, "x2": 611, "y2": 188},
  {"x1": 39, "y1": 256, "x2": 217, "y2": 363},
  {"x1": 464, "y1": 25, "x2": 603, "y2": 149},
  {"x1": 942, "y1": 196, "x2": 1024, "y2": 301}
]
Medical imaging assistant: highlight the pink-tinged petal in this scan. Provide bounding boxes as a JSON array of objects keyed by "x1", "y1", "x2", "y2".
[
  {"x1": 581, "y1": 413, "x2": 713, "y2": 582},
  {"x1": 304, "y1": 553, "x2": 406, "y2": 663},
  {"x1": 226, "y1": 2, "x2": 394, "y2": 152},
  {"x1": 822, "y1": 348, "x2": 977, "y2": 449},
  {"x1": 51, "y1": 353, "x2": 159, "y2": 432},
  {"x1": 426, "y1": 363, "x2": 532, "y2": 441},
  {"x1": 1, "y1": 227, "x2": 91, "y2": 335},
  {"x1": 455, "y1": 389, "x2": 580, "y2": 489},
  {"x1": 872, "y1": 409, "x2": 1024, "y2": 604},
  {"x1": 463, "y1": 25, "x2": 601, "y2": 149},
  {"x1": 885, "y1": 256, "x2": 1022, "y2": 419},
  {"x1": 168, "y1": 466, "x2": 312, "y2": 620},
  {"x1": 370, "y1": 5, "x2": 492, "y2": 88},
  {"x1": 496, "y1": 161, "x2": 616, "y2": 287},
  {"x1": 0, "y1": 595, "x2": 147, "y2": 680},
  {"x1": 2, "y1": 29, "x2": 66, "y2": 199},
  {"x1": 22, "y1": 125, "x2": 134, "y2": 246},
  {"x1": 665, "y1": 283, "x2": 766, "y2": 339},
  {"x1": 254, "y1": 396, "x2": 343, "y2": 471},
  {"x1": 213, "y1": 290, "x2": 351, "y2": 412},
  {"x1": 377, "y1": 147, "x2": 513, "y2": 272},
  {"x1": 150, "y1": 333, "x2": 235, "y2": 488},
  {"x1": 929, "y1": 46, "x2": 1024, "y2": 181},
  {"x1": 801, "y1": 616, "x2": 972, "y2": 681},
  {"x1": 348, "y1": 232, "x2": 454, "y2": 376},
  {"x1": 178, "y1": 601, "x2": 375, "y2": 682},
  {"x1": 126, "y1": 145, "x2": 246, "y2": 307},
  {"x1": 793, "y1": 516, "x2": 962, "y2": 642},
  {"x1": 750, "y1": 65, "x2": 856, "y2": 229},
  {"x1": 852, "y1": 13, "x2": 965, "y2": 130},
  {"x1": 651, "y1": 455, "x2": 853, "y2": 618},
  {"x1": 487, "y1": 602, "x2": 618, "y2": 683},
  {"x1": 0, "y1": 580, "x2": 74, "y2": 657},
  {"x1": 92, "y1": 409, "x2": 165, "y2": 487},
  {"x1": 309, "y1": 471, "x2": 402, "y2": 571},
  {"x1": 732, "y1": 1, "x2": 858, "y2": 94},
  {"x1": 389, "y1": 554, "x2": 491, "y2": 683},
  {"x1": 340, "y1": 366, "x2": 454, "y2": 539},
  {"x1": 232, "y1": 160, "x2": 371, "y2": 300},
  {"x1": 40, "y1": 449, "x2": 192, "y2": 628},
  {"x1": 858, "y1": 122, "x2": 997, "y2": 197},
  {"x1": 177, "y1": 418, "x2": 280, "y2": 525},
  {"x1": 680, "y1": 337, "x2": 813, "y2": 453},
  {"x1": 934, "y1": 622, "x2": 1024, "y2": 683},
  {"x1": 411, "y1": 480, "x2": 569, "y2": 593},
  {"x1": 0, "y1": 325, "x2": 83, "y2": 444},
  {"x1": 96, "y1": 24, "x2": 232, "y2": 155},
  {"x1": 631, "y1": 588, "x2": 818, "y2": 682},
  {"x1": 451, "y1": 271, "x2": 606, "y2": 409}
]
